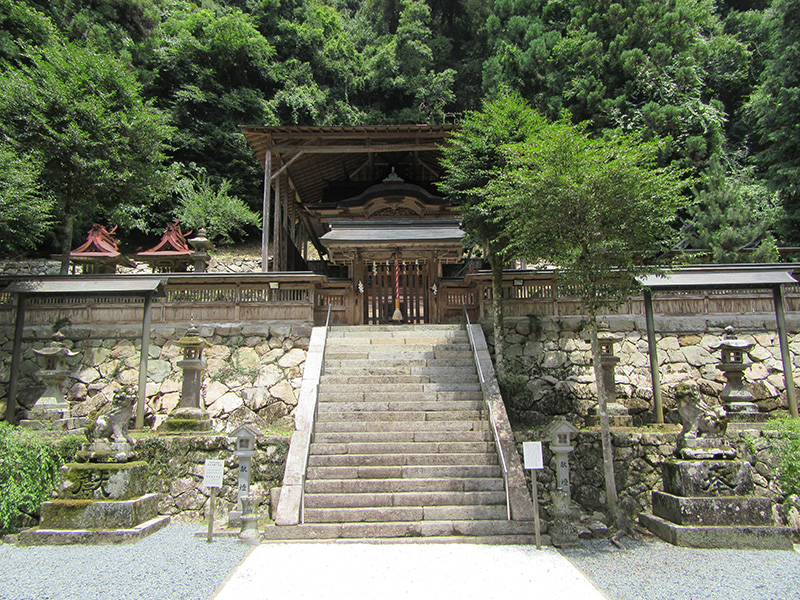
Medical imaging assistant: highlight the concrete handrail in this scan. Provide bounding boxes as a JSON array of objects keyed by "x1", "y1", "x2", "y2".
[
  {"x1": 273, "y1": 306, "x2": 332, "y2": 526},
  {"x1": 464, "y1": 310, "x2": 537, "y2": 522}
]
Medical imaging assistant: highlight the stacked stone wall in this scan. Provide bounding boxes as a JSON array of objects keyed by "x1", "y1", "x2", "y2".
[
  {"x1": 518, "y1": 428, "x2": 799, "y2": 537},
  {"x1": 0, "y1": 322, "x2": 311, "y2": 432},
  {"x1": 134, "y1": 434, "x2": 288, "y2": 522},
  {"x1": 492, "y1": 314, "x2": 800, "y2": 427}
]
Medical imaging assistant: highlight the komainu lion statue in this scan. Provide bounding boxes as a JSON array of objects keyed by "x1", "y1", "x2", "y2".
[
  {"x1": 87, "y1": 385, "x2": 136, "y2": 445},
  {"x1": 674, "y1": 382, "x2": 728, "y2": 438}
]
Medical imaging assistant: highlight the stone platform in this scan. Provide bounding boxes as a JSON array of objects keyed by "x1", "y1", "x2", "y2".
[{"x1": 17, "y1": 494, "x2": 170, "y2": 546}]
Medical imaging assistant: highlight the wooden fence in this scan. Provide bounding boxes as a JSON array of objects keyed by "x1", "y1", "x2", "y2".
[{"x1": 1, "y1": 271, "x2": 799, "y2": 328}]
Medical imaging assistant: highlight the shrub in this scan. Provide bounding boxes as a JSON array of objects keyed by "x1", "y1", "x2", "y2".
[
  {"x1": 0, "y1": 423, "x2": 79, "y2": 534},
  {"x1": 771, "y1": 418, "x2": 800, "y2": 497}
]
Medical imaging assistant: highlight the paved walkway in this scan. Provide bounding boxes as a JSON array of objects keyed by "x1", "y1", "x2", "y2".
[{"x1": 211, "y1": 542, "x2": 609, "y2": 600}]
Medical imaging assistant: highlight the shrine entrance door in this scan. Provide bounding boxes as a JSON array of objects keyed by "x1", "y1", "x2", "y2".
[{"x1": 363, "y1": 259, "x2": 429, "y2": 325}]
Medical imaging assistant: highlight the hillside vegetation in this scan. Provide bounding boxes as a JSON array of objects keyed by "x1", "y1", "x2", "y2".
[{"x1": 0, "y1": 0, "x2": 796, "y2": 261}]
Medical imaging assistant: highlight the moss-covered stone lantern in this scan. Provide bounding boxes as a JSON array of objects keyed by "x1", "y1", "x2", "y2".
[
  {"x1": 713, "y1": 325, "x2": 766, "y2": 426},
  {"x1": 160, "y1": 325, "x2": 212, "y2": 433},
  {"x1": 20, "y1": 331, "x2": 84, "y2": 434}
]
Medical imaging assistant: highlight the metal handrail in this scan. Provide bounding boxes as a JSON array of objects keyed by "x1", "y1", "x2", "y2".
[{"x1": 464, "y1": 305, "x2": 511, "y2": 520}]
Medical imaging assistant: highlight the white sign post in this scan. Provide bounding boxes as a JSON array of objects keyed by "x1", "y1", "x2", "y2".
[
  {"x1": 522, "y1": 441, "x2": 544, "y2": 549},
  {"x1": 203, "y1": 459, "x2": 224, "y2": 542}
]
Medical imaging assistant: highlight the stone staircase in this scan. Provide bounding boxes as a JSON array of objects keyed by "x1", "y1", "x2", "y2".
[{"x1": 264, "y1": 324, "x2": 538, "y2": 543}]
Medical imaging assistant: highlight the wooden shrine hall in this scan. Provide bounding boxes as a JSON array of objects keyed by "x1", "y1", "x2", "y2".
[{"x1": 240, "y1": 125, "x2": 467, "y2": 325}]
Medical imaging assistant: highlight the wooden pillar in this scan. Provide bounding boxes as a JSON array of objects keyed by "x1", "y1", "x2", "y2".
[
  {"x1": 136, "y1": 291, "x2": 154, "y2": 429},
  {"x1": 643, "y1": 288, "x2": 664, "y2": 423},
  {"x1": 282, "y1": 177, "x2": 289, "y2": 271},
  {"x1": 774, "y1": 285, "x2": 798, "y2": 418},
  {"x1": 273, "y1": 174, "x2": 282, "y2": 272},
  {"x1": 261, "y1": 148, "x2": 272, "y2": 273},
  {"x1": 5, "y1": 293, "x2": 26, "y2": 424}
]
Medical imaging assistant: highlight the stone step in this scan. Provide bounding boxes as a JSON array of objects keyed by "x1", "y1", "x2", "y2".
[
  {"x1": 316, "y1": 400, "x2": 485, "y2": 413},
  {"x1": 324, "y1": 347, "x2": 472, "y2": 360},
  {"x1": 317, "y1": 383, "x2": 483, "y2": 395},
  {"x1": 323, "y1": 358, "x2": 476, "y2": 370},
  {"x1": 303, "y1": 490, "x2": 507, "y2": 509},
  {"x1": 320, "y1": 374, "x2": 480, "y2": 386},
  {"x1": 315, "y1": 410, "x2": 485, "y2": 423},
  {"x1": 314, "y1": 420, "x2": 489, "y2": 434},
  {"x1": 305, "y1": 477, "x2": 505, "y2": 495},
  {"x1": 303, "y1": 504, "x2": 508, "y2": 524},
  {"x1": 307, "y1": 453, "x2": 498, "y2": 468},
  {"x1": 306, "y1": 464, "x2": 503, "y2": 480},
  {"x1": 317, "y1": 391, "x2": 484, "y2": 403},
  {"x1": 325, "y1": 335, "x2": 468, "y2": 346},
  {"x1": 328, "y1": 324, "x2": 465, "y2": 335},
  {"x1": 310, "y1": 441, "x2": 494, "y2": 456},
  {"x1": 261, "y1": 519, "x2": 540, "y2": 542},
  {"x1": 312, "y1": 430, "x2": 493, "y2": 444}
]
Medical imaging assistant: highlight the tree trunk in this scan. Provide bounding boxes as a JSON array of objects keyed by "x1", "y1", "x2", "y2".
[
  {"x1": 589, "y1": 317, "x2": 625, "y2": 530},
  {"x1": 490, "y1": 255, "x2": 505, "y2": 378},
  {"x1": 59, "y1": 212, "x2": 74, "y2": 275}
]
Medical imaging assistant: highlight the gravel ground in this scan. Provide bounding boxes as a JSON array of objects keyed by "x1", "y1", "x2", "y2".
[
  {"x1": 0, "y1": 524, "x2": 250, "y2": 600},
  {"x1": 1, "y1": 525, "x2": 799, "y2": 600},
  {"x1": 562, "y1": 537, "x2": 800, "y2": 600}
]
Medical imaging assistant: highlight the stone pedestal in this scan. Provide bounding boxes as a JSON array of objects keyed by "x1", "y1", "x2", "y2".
[
  {"x1": 16, "y1": 440, "x2": 170, "y2": 546},
  {"x1": 586, "y1": 402, "x2": 632, "y2": 427},
  {"x1": 640, "y1": 456, "x2": 792, "y2": 549}
]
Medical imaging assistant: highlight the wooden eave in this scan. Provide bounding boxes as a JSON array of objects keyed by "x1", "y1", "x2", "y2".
[{"x1": 239, "y1": 125, "x2": 457, "y2": 241}]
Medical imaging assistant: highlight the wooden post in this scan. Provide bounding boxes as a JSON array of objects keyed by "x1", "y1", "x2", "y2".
[
  {"x1": 207, "y1": 487, "x2": 217, "y2": 543},
  {"x1": 774, "y1": 285, "x2": 798, "y2": 418},
  {"x1": 136, "y1": 291, "x2": 153, "y2": 429},
  {"x1": 531, "y1": 470, "x2": 541, "y2": 550},
  {"x1": 643, "y1": 288, "x2": 663, "y2": 423},
  {"x1": 273, "y1": 174, "x2": 282, "y2": 272},
  {"x1": 5, "y1": 293, "x2": 26, "y2": 424},
  {"x1": 262, "y1": 147, "x2": 272, "y2": 273}
]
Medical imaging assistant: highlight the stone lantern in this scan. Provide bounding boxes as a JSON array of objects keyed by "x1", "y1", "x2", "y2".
[
  {"x1": 161, "y1": 325, "x2": 212, "y2": 432},
  {"x1": 543, "y1": 416, "x2": 580, "y2": 499},
  {"x1": 713, "y1": 326, "x2": 766, "y2": 427},
  {"x1": 228, "y1": 422, "x2": 263, "y2": 527},
  {"x1": 20, "y1": 331, "x2": 83, "y2": 434},
  {"x1": 587, "y1": 328, "x2": 632, "y2": 426},
  {"x1": 188, "y1": 227, "x2": 214, "y2": 273}
]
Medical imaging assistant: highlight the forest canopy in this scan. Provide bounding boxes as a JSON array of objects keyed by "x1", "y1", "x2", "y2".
[{"x1": 0, "y1": 0, "x2": 796, "y2": 260}]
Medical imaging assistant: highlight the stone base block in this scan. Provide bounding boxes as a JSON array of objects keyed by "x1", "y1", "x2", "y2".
[
  {"x1": 160, "y1": 407, "x2": 213, "y2": 433},
  {"x1": 639, "y1": 512, "x2": 793, "y2": 550},
  {"x1": 39, "y1": 493, "x2": 159, "y2": 530},
  {"x1": 662, "y1": 460, "x2": 753, "y2": 497},
  {"x1": 16, "y1": 515, "x2": 170, "y2": 546},
  {"x1": 19, "y1": 417, "x2": 84, "y2": 435},
  {"x1": 60, "y1": 461, "x2": 148, "y2": 500},
  {"x1": 651, "y1": 491, "x2": 774, "y2": 527}
]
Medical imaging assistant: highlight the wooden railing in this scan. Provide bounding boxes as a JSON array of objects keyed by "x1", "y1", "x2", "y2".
[{"x1": 1, "y1": 270, "x2": 798, "y2": 328}]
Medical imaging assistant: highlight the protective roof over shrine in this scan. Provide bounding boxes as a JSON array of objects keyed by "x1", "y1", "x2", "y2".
[{"x1": 239, "y1": 124, "x2": 457, "y2": 245}]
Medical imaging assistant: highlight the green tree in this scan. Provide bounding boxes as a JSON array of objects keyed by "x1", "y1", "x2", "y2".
[
  {"x1": 174, "y1": 174, "x2": 260, "y2": 246},
  {"x1": 491, "y1": 117, "x2": 691, "y2": 529},
  {"x1": 438, "y1": 91, "x2": 545, "y2": 376},
  {"x1": 140, "y1": 4, "x2": 275, "y2": 201},
  {"x1": 746, "y1": 0, "x2": 800, "y2": 243},
  {"x1": 687, "y1": 153, "x2": 782, "y2": 262},
  {"x1": 482, "y1": 0, "x2": 745, "y2": 169},
  {"x1": 0, "y1": 42, "x2": 173, "y2": 272},
  {"x1": 0, "y1": 146, "x2": 53, "y2": 256}
]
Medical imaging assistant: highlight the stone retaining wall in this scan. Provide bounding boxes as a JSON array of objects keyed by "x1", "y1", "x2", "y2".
[
  {"x1": 134, "y1": 434, "x2": 289, "y2": 522},
  {"x1": 493, "y1": 314, "x2": 800, "y2": 427},
  {"x1": 0, "y1": 322, "x2": 311, "y2": 432},
  {"x1": 518, "y1": 427, "x2": 800, "y2": 538}
]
